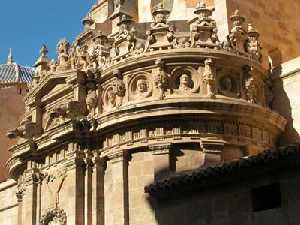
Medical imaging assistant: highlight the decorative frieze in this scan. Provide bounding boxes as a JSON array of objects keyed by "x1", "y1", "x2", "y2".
[{"x1": 101, "y1": 119, "x2": 274, "y2": 153}]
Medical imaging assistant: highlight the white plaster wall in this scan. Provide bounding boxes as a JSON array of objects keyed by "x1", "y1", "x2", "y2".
[
  {"x1": 273, "y1": 57, "x2": 300, "y2": 144},
  {"x1": 0, "y1": 180, "x2": 18, "y2": 225}
]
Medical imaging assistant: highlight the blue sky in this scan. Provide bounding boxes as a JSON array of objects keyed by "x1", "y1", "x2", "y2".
[{"x1": 0, "y1": 0, "x2": 95, "y2": 66}]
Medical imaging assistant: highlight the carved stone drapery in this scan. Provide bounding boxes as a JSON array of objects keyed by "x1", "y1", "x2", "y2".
[{"x1": 44, "y1": 165, "x2": 67, "y2": 209}]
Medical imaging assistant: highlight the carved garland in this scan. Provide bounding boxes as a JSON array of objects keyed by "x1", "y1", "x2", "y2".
[{"x1": 40, "y1": 208, "x2": 67, "y2": 225}]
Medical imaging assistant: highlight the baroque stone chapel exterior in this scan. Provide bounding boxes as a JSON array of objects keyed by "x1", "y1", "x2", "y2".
[{"x1": 1, "y1": 0, "x2": 300, "y2": 225}]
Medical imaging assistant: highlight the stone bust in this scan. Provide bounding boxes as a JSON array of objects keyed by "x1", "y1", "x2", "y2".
[
  {"x1": 222, "y1": 77, "x2": 233, "y2": 92},
  {"x1": 176, "y1": 73, "x2": 193, "y2": 94},
  {"x1": 134, "y1": 79, "x2": 152, "y2": 100}
]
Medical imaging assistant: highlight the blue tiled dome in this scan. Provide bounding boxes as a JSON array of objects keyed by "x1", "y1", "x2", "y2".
[{"x1": 0, "y1": 49, "x2": 34, "y2": 84}]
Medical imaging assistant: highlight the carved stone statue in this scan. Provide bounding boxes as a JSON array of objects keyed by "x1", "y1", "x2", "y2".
[
  {"x1": 176, "y1": 74, "x2": 193, "y2": 94},
  {"x1": 145, "y1": 3, "x2": 174, "y2": 51},
  {"x1": 153, "y1": 60, "x2": 168, "y2": 100},
  {"x1": 245, "y1": 77, "x2": 258, "y2": 104},
  {"x1": 75, "y1": 45, "x2": 89, "y2": 70},
  {"x1": 246, "y1": 23, "x2": 262, "y2": 62},
  {"x1": 151, "y1": 3, "x2": 169, "y2": 29},
  {"x1": 86, "y1": 89, "x2": 98, "y2": 117},
  {"x1": 56, "y1": 39, "x2": 70, "y2": 71},
  {"x1": 203, "y1": 58, "x2": 216, "y2": 98},
  {"x1": 112, "y1": 15, "x2": 137, "y2": 57},
  {"x1": 190, "y1": 1, "x2": 219, "y2": 48},
  {"x1": 50, "y1": 59, "x2": 57, "y2": 73},
  {"x1": 227, "y1": 10, "x2": 247, "y2": 53}
]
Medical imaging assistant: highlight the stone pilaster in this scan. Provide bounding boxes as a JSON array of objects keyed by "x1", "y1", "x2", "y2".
[
  {"x1": 65, "y1": 142, "x2": 86, "y2": 225},
  {"x1": 21, "y1": 169, "x2": 39, "y2": 225},
  {"x1": 108, "y1": 151, "x2": 129, "y2": 225},
  {"x1": 85, "y1": 150, "x2": 94, "y2": 225},
  {"x1": 150, "y1": 143, "x2": 172, "y2": 181},
  {"x1": 16, "y1": 191, "x2": 24, "y2": 225},
  {"x1": 92, "y1": 153, "x2": 105, "y2": 225}
]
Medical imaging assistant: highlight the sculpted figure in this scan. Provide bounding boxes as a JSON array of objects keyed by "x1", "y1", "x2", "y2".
[
  {"x1": 151, "y1": 4, "x2": 169, "y2": 29},
  {"x1": 76, "y1": 45, "x2": 89, "y2": 70},
  {"x1": 154, "y1": 61, "x2": 168, "y2": 100},
  {"x1": 50, "y1": 59, "x2": 57, "y2": 73},
  {"x1": 56, "y1": 39, "x2": 70, "y2": 70},
  {"x1": 69, "y1": 45, "x2": 77, "y2": 69},
  {"x1": 203, "y1": 58, "x2": 216, "y2": 98},
  {"x1": 178, "y1": 74, "x2": 193, "y2": 93},
  {"x1": 134, "y1": 79, "x2": 152, "y2": 100},
  {"x1": 245, "y1": 77, "x2": 258, "y2": 104},
  {"x1": 86, "y1": 89, "x2": 98, "y2": 117},
  {"x1": 246, "y1": 24, "x2": 262, "y2": 62},
  {"x1": 227, "y1": 10, "x2": 247, "y2": 53},
  {"x1": 106, "y1": 88, "x2": 117, "y2": 109}
]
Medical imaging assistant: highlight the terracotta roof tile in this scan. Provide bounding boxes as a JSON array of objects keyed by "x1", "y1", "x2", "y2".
[{"x1": 145, "y1": 143, "x2": 300, "y2": 199}]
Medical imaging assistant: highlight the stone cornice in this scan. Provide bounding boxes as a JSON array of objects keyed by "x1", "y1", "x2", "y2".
[{"x1": 96, "y1": 98, "x2": 286, "y2": 133}]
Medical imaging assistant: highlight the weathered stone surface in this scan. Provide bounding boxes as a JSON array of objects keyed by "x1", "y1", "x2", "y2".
[{"x1": 1, "y1": 1, "x2": 300, "y2": 225}]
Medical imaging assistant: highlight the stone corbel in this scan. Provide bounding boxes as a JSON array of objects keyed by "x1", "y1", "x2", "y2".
[
  {"x1": 108, "y1": 150, "x2": 128, "y2": 164},
  {"x1": 201, "y1": 140, "x2": 224, "y2": 167},
  {"x1": 149, "y1": 143, "x2": 172, "y2": 155},
  {"x1": 7, "y1": 121, "x2": 37, "y2": 140},
  {"x1": 150, "y1": 143, "x2": 172, "y2": 181}
]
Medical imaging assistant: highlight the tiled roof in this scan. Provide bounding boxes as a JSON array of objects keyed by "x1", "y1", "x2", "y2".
[
  {"x1": 145, "y1": 143, "x2": 300, "y2": 199},
  {"x1": 0, "y1": 63, "x2": 34, "y2": 83}
]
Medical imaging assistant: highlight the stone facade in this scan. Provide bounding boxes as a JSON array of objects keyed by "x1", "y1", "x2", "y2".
[{"x1": 1, "y1": 0, "x2": 300, "y2": 225}]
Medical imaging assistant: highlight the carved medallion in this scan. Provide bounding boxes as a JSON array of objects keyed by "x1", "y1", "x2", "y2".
[
  {"x1": 103, "y1": 77, "x2": 125, "y2": 111},
  {"x1": 219, "y1": 75, "x2": 239, "y2": 97},
  {"x1": 170, "y1": 66, "x2": 200, "y2": 96},
  {"x1": 129, "y1": 73, "x2": 153, "y2": 101}
]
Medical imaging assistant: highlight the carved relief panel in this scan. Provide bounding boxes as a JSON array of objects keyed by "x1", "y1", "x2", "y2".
[
  {"x1": 128, "y1": 71, "x2": 153, "y2": 102},
  {"x1": 168, "y1": 66, "x2": 200, "y2": 97},
  {"x1": 102, "y1": 75, "x2": 125, "y2": 112},
  {"x1": 217, "y1": 69, "x2": 241, "y2": 98}
]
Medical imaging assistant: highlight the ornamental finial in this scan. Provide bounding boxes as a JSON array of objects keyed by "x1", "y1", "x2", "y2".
[{"x1": 7, "y1": 48, "x2": 14, "y2": 65}]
